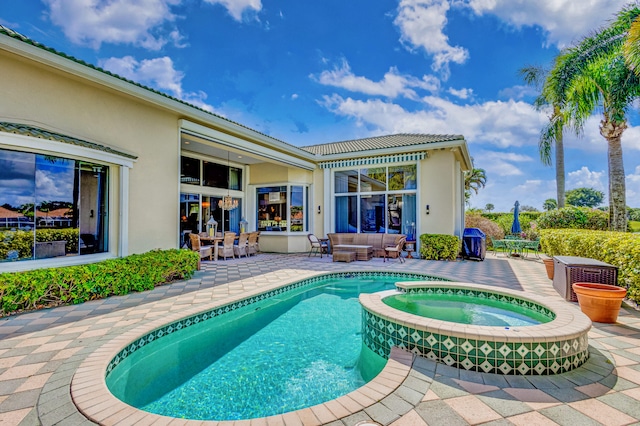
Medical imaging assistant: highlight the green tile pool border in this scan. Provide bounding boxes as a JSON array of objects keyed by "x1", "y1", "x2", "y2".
[{"x1": 360, "y1": 282, "x2": 591, "y2": 376}]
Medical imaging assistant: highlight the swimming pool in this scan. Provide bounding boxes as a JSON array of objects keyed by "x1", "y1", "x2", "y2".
[{"x1": 101, "y1": 272, "x2": 445, "y2": 421}]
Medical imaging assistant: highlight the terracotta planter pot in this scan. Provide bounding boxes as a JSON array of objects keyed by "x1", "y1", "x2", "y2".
[
  {"x1": 542, "y1": 258, "x2": 554, "y2": 280},
  {"x1": 572, "y1": 282, "x2": 627, "y2": 323}
]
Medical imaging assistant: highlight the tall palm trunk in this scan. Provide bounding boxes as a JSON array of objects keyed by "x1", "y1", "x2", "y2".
[
  {"x1": 600, "y1": 118, "x2": 627, "y2": 231},
  {"x1": 553, "y1": 108, "x2": 566, "y2": 208}
]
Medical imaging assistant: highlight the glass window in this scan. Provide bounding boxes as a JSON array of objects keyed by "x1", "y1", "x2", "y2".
[
  {"x1": 203, "y1": 161, "x2": 227, "y2": 189},
  {"x1": 180, "y1": 156, "x2": 200, "y2": 185},
  {"x1": 290, "y1": 186, "x2": 304, "y2": 232},
  {"x1": 335, "y1": 170, "x2": 358, "y2": 193},
  {"x1": 388, "y1": 165, "x2": 417, "y2": 190},
  {"x1": 360, "y1": 194, "x2": 385, "y2": 233},
  {"x1": 360, "y1": 167, "x2": 386, "y2": 192},
  {"x1": 187, "y1": 158, "x2": 242, "y2": 190},
  {"x1": 257, "y1": 186, "x2": 287, "y2": 232},
  {"x1": 335, "y1": 195, "x2": 357, "y2": 233},
  {"x1": 333, "y1": 164, "x2": 417, "y2": 235},
  {"x1": 0, "y1": 148, "x2": 108, "y2": 262}
]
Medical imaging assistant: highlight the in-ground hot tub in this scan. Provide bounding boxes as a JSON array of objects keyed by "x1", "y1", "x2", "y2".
[{"x1": 360, "y1": 281, "x2": 592, "y2": 375}]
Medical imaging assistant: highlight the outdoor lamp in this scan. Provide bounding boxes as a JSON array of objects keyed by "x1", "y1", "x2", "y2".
[
  {"x1": 317, "y1": 205, "x2": 321, "y2": 214},
  {"x1": 207, "y1": 216, "x2": 218, "y2": 236},
  {"x1": 425, "y1": 204, "x2": 430, "y2": 215}
]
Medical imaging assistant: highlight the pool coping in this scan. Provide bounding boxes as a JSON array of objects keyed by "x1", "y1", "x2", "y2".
[{"x1": 70, "y1": 270, "x2": 433, "y2": 425}]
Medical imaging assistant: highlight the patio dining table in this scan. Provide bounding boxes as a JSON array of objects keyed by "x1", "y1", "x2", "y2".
[{"x1": 497, "y1": 239, "x2": 530, "y2": 257}]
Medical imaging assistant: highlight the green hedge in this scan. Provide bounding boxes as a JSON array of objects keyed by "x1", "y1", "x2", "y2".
[
  {"x1": 539, "y1": 229, "x2": 640, "y2": 302},
  {"x1": 0, "y1": 249, "x2": 199, "y2": 316},
  {"x1": 420, "y1": 234, "x2": 460, "y2": 261},
  {"x1": 537, "y1": 206, "x2": 609, "y2": 230}
]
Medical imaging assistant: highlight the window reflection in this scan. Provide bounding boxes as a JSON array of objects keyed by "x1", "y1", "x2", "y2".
[{"x1": 0, "y1": 148, "x2": 108, "y2": 262}]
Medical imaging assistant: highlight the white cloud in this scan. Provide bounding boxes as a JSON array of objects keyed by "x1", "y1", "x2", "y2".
[
  {"x1": 36, "y1": 169, "x2": 74, "y2": 201},
  {"x1": 448, "y1": 87, "x2": 472, "y2": 99},
  {"x1": 474, "y1": 150, "x2": 534, "y2": 177},
  {"x1": 203, "y1": 0, "x2": 262, "y2": 21},
  {"x1": 622, "y1": 125, "x2": 640, "y2": 151},
  {"x1": 313, "y1": 61, "x2": 439, "y2": 100},
  {"x1": 464, "y1": 0, "x2": 630, "y2": 47},
  {"x1": 99, "y1": 56, "x2": 215, "y2": 112},
  {"x1": 627, "y1": 165, "x2": 640, "y2": 206},
  {"x1": 320, "y1": 94, "x2": 547, "y2": 148},
  {"x1": 498, "y1": 85, "x2": 539, "y2": 100},
  {"x1": 567, "y1": 166, "x2": 606, "y2": 192},
  {"x1": 291, "y1": 94, "x2": 299, "y2": 100},
  {"x1": 44, "y1": 0, "x2": 182, "y2": 50},
  {"x1": 394, "y1": 0, "x2": 469, "y2": 77}
]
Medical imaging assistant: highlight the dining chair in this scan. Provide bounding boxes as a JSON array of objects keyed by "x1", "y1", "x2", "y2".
[
  {"x1": 234, "y1": 233, "x2": 249, "y2": 258},
  {"x1": 218, "y1": 232, "x2": 236, "y2": 260},
  {"x1": 188, "y1": 233, "x2": 213, "y2": 268},
  {"x1": 247, "y1": 232, "x2": 259, "y2": 256}
]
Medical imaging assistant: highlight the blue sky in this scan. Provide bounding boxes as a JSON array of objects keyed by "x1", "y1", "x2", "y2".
[{"x1": 1, "y1": 0, "x2": 639, "y2": 212}]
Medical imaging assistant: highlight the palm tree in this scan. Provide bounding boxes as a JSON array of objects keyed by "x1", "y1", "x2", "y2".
[
  {"x1": 464, "y1": 165, "x2": 487, "y2": 205},
  {"x1": 519, "y1": 65, "x2": 566, "y2": 208},
  {"x1": 545, "y1": 4, "x2": 640, "y2": 231}
]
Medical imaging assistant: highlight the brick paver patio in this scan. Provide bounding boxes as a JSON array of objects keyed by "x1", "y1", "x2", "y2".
[{"x1": 1, "y1": 253, "x2": 639, "y2": 425}]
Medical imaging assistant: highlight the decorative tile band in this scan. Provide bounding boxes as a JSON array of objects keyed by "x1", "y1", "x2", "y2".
[
  {"x1": 361, "y1": 283, "x2": 591, "y2": 375},
  {"x1": 105, "y1": 271, "x2": 449, "y2": 378}
]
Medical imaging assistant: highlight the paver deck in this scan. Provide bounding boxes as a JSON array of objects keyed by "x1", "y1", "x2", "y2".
[{"x1": 1, "y1": 253, "x2": 639, "y2": 425}]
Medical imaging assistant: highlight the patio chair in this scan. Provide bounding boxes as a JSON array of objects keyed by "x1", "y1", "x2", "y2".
[
  {"x1": 247, "y1": 231, "x2": 259, "y2": 256},
  {"x1": 307, "y1": 234, "x2": 329, "y2": 258},
  {"x1": 383, "y1": 237, "x2": 406, "y2": 263},
  {"x1": 523, "y1": 239, "x2": 541, "y2": 258},
  {"x1": 490, "y1": 237, "x2": 507, "y2": 257},
  {"x1": 218, "y1": 232, "x2": 236, "y2": 260},
  {"x1": 234, "y1": 232, "x2": 249, "y2": 258},
  {"x1": 188, "y1": 233, "x2": 213, "y2": 266}
]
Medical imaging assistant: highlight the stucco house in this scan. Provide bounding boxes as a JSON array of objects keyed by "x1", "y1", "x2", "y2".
[{"x1": 0, "y1": 25, "x2": 472, "y2": 272}]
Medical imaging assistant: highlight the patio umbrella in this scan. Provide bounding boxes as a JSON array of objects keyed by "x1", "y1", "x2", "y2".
[{"x1": 511, "y1": 200, "x2": 522, "y2": 235}]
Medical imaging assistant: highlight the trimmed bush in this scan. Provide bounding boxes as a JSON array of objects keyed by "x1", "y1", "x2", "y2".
[
  {"x1": 420, "y1": 234, "x2": 460, "y2": 261},
  {"x1": 537, "y1": 206, "x2": 609, "y2": 230},
  {"x1": 0, "y1": 249, "x2": 199, "y2": 316},
  {"x1": 465, "y1": 214, "x2": 504, "y2": 246},
  {"x1": 539, "y1": 229, "x2": 640, "y2": 302}
]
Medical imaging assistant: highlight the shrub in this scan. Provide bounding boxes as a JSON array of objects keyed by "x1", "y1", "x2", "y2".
[
  {"x1": 537, "y1": 206, "x2": 609, "y2": 230},
  {"x1": 465, "y1": 214, "x2": 504, "y2": 246},
  {"x1": 539, "y1": 229, "x2": 640, "y2": 302},
  {"x1": 0, "y1": 249, "x2": 199, "y2": 316},
  {"x1": 420, "y1": 234, "x2": 460, "y2": 261}
]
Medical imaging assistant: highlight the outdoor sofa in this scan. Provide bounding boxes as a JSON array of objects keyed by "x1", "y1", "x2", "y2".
[{"x1": 327, "y1": 233, "x2": 407, "y2": 259}]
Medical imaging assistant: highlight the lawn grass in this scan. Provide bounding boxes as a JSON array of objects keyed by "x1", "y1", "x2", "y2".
[{"x1": 630, "y1": 220, "x2": 640, "y2": 233}]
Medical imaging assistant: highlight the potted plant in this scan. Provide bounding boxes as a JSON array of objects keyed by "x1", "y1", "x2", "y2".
[
  {"x1": 542, "y1": 257, "x2": 554, "y2": 280},
  {"x1": 572, "y1": 282, "x2": 627, "y2": 323}
]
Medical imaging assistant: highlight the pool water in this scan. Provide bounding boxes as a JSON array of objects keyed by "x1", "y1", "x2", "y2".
[
  {"x1": 383, "y1": 293, "x2": 552, "y2": 326},
  {"x1": 106, "y1": 275, "x2": 423, "y2": 421}
]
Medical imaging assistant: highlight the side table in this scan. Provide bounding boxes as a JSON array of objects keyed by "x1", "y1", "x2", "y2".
[{"x1": 404, "y1": 241, "x2": 416, "y2": 259}]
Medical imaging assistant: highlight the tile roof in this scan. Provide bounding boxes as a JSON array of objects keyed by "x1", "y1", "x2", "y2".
[
  {"x1": 0, "y1": 25, "x2": 294, "y2": 149},
  {"x1": 0, "y1": 122, "x2": 138, "y2": 159},
  {"x1": 301, "y1": 133, "x2": 464, "y2": 156}
]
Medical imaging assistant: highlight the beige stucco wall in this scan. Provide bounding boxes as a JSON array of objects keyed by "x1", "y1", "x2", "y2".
[
  {"x1": 0, "y1": 51, "x2": 180, "y2": 256},
  {"x1": 419, "y1": 150, "x2": 459, "y2": 237}
]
